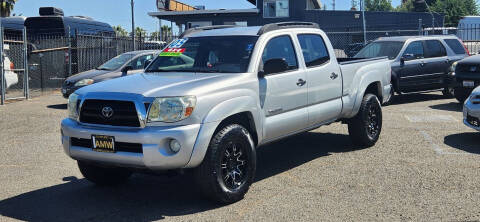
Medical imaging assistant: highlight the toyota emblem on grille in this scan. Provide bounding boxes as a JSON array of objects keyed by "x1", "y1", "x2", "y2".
[{"x1": 101, "y1": 106, "x2": 114, "y2": 119}]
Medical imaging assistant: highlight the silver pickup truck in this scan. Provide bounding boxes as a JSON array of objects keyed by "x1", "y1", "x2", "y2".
[{"x1": 61, "y1": 22, "x2": 392, "y2": 203}]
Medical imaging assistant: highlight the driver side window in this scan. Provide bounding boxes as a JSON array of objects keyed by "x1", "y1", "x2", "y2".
[
  {"x1": 130, "y1": 54, "x2": 154, "y2": 70},
  {"x1": 403, "y1": 41, "x2": 424, "y2": 60},
  {"x1": 261, "y1": 35, "x2": 298, "y2": 74}
]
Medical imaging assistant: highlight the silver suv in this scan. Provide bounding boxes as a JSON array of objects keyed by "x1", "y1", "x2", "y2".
[{"x1": 61, "y1": 22, "x2": 392, "y2": 203}]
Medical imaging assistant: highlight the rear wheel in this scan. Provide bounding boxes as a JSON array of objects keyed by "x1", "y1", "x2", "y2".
[
  {"x1": 442, "y1": 87, "x2": 454, "y2": 98},
  {"x1": 78, "y1": 161, "x2": 132, "y2": 186},
  {"x1": 194, "y1": 124, "x2": 256, "y2": 204},
  {"x1": 348, "y1": 94, "x2": 383, "y2": 147}
]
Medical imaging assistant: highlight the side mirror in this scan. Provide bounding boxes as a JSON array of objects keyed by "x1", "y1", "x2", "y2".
[
  {"x1": 400, "y1": 57, "x2": 405, "y2": 66},
  {"x1": 144, "y1": 59, "x2": 153, "y2": 69},
  {"x1": 121, "y1": 65, "x2": 133, "y2": 75},
  {"x1": 263, "y1": 58, "x2": 289, "y2": 76}
]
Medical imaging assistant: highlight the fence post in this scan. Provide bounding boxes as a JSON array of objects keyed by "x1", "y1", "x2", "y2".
[
  {"x1": 68, "y1": 26, "x2": 72, "y2": 77},
  {"x1": 0, "y1": 26, "x2": 4, "y2": 105},
  {"x1": 418, "y1": 19, "x2": 423, "y2": 36},
  {"x1": 23, "y1": 28, "x2": 29, "y2": 100}
]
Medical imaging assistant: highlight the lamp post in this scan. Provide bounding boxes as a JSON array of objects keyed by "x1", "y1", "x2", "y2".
[
  {"x1": 361, "y1": 0, "x2": 367, "y2": 45},
  {"x1": 131, "y1": 0, "x2": 136, "y2": 50}
]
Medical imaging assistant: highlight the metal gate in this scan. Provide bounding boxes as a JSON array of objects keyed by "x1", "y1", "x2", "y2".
[{"x1": 0, "y1": 27, "x2": 28, "y2": 105}]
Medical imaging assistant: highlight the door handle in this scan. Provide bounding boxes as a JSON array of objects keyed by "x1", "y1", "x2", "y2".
[
  {"x1": 330, "y1": 72, "x2": 339, "y2": 80},
  {"x1": 420, "y1": 62, "x2": 426, "y2": 67},
  {"x1": 296, "y1": 79, "x2": 306, "y2": 87}
]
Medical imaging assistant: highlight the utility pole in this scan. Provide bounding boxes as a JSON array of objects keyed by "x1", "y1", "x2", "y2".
[
  {"x1": 131, "y1": 0, "x2": 136, "y2": 50},
  {"x1": 424, "y1": 1, "x2": 435, "y2": 34},
  {"x1": 361, "y1": 0, "x2": 367, "y2": 45},
  {"x1": 332, "y1": 0, "x2": 335, "y2": 11}
]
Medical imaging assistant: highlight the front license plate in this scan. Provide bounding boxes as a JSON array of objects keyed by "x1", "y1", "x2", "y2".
[
  {"x1": 92, "y1": 135, "x2": 115, "y2": 153},
  {"x1": 463, "y1": 80, "x2": 475, "y2": 88}
]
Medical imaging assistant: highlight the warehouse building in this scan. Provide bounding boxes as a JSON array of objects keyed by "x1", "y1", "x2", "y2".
[{"x1": 149, "y1": 0, "x2": 444, "y2": 32}]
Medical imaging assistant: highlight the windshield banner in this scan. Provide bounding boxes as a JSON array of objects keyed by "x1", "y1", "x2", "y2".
[{"x1": 159, "y1": 48, "x2": 186, "y2": 57}]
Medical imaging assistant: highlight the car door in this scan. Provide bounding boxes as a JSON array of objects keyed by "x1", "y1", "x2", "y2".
[
  {"x1": 398, "y1": 41, "x2": 425, "y2": 91},
  {"x1": 421, "y1": 40, "x2": 451, "y2": 89},
  {"x1": 259, "y1": 35, "x2": 308, "y2": 141},
  {"x1": 297, "y1": 34, "x2": 342, "y2": 126}
]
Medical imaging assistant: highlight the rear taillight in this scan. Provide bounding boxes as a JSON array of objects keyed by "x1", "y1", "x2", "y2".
[
  {"x1": 460, "y1": 40, "x2": 470, "y2": 56},
  {"x1": 9, "y1": 62, "x2": 14, "y2": 70}
]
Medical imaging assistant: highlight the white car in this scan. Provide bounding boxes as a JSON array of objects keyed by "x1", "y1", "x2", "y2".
[{"x1": 3, "y1": 56, "x2": 18, "y2": 90}]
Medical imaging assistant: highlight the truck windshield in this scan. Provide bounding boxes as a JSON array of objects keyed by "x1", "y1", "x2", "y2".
[
  {"x1": 97, "y1": 53, "x2": 135, "y2": 71},
  {"x1": 146, "y1": 36, "x2": 258, "y2": 73},
  {"x1": 354, "y1": 41, "x2": 405, "y2": 60}
]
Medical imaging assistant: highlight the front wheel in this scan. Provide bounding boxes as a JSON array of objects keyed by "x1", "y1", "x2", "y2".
[
  {"x1": 348, "y1": 94, "x2": 383, "y2": 147},
  {"x1": 194, "y1": 124, "x2": 256, "y2": 204}
]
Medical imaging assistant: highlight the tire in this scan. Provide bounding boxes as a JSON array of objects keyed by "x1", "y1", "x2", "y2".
[
  {"x1": 454, "y1": 88, "x2": 470, "y2": 104},
  {"x1": 193, "y1": 124, "x2": 256, "y2": 204},
  {"x1": 348, "y1": 94, "x2": 383, "y2": 147},
  {"x1": 442, "y1": 87, "x2": 454, "y2": 98},
  {"x1": 78, "y1": 161, "x2": 132, "y2": 186}
]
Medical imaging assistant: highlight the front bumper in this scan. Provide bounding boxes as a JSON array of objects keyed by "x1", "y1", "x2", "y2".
[
  {"x1": 61, "y1": 118, "x2": 205, "y2": 170},
  {"x1": 463, "y1": 99, "x2": 480, "y2": 131}
]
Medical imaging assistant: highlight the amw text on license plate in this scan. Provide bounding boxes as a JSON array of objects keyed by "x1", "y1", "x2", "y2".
[{"x1": 92, "y1": 135, "x2": 115, "y2": 153}]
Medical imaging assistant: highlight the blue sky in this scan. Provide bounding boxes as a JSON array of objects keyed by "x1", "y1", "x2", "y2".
[{"x1": 12, "y1": 0, "x2": 403, "y2": 34}]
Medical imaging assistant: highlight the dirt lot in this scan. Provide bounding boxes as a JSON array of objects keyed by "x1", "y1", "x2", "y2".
[{"x1": 0, "y1": 92, "x2": 479, "y2": 222}]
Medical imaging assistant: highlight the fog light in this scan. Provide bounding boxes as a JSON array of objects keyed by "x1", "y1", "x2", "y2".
[{"x1": 169, "y1": 139, "x2": 181, "y2": 153}]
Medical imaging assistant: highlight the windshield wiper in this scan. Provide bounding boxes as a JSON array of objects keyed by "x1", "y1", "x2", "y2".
[{"x1": 95, "y1": 67, "x2": 111, "y2": 71}]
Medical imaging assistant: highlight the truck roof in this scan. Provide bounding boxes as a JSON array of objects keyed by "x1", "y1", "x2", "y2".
[{"x1": 182, "y1": 22, "x2": 321, "y2": 38}]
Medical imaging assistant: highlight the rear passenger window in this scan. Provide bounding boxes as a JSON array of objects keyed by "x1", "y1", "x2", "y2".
[
  {"x1": 403, "y1": 41, "x2": 424, "y2": 60},
  {"x1": 425, "y1": 40, "x2": 447, "y2": 58},
  {"x1": 444, "y1": 39, "x2": 466, "y2": 55},
  {"x1": 297, "y1": 34, "x2": 330, "y2": 68},
  {"x1": 262, "y1": 35, "x2": 298, "y2": 72}
]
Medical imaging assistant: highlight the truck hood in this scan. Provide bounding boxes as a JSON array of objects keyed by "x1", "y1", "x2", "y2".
[{"x1": 75, "y1": 72, "x2": 240, "y2": 97}]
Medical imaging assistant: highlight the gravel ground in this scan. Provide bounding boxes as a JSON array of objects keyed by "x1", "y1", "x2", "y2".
[{"x1": 0, "y1": 92, "x2": 479, "y2": 222}]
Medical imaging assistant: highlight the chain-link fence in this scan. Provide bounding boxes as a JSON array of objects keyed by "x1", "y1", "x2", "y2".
[{"x1": 1, "y1": 28, "x2": 28, "y2": 104}]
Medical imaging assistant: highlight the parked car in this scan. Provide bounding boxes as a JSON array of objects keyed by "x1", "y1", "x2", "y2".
[
  {"x1": 463, "y1": 86, "x2": 480, "y2": 130},
  {"x1": 450, "y1": 55, "x2": 480, "y2": 103},
  {"x1": 61, "y1": 50, "x2": 160, "y2": 98},
  {"x1": 61, "y1": 22, "x2": 391, "y2": 204},
  {"x1": 355, "y1": 35, "x2": 469, "y2": 102}
]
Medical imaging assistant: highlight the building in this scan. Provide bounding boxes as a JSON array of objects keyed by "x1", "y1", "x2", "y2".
[{"x1": 149, "y1": 0, "x2": 443, "y2": 32}]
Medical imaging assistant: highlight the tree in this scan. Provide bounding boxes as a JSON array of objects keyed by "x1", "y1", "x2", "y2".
[
  {"x1": 431, "y1": 0, "x2": 479, "y2": 26},
  {"x1": 397, "y1": 0, "x2": 479, "y2": 26},
  {"x1": 160, "y1": 25, "x2": 172, "y2": 41},
  {"x1": 131, "y1": 27, "x2": 147, "y2": 39},
  {"x1": 365, "y1": 0, "x2": 393, "y2": 12},
  {"x1": 113, "y1": 25, "x2": 128, "y2": 37},
  {"x1": 351, "y1": 0, "x2": 359, "y2": 10},
  {"x1": 1, "y1": 0, "x2": 17, "y2": 17}
]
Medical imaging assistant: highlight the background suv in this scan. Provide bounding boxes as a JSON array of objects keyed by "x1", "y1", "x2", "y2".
[{"x1": 355, "y1": 35, "x2": 469, "y2": 101}]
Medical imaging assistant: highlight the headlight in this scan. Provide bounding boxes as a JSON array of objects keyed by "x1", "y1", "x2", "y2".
[
  {"x1": 68, "y1": 93, "x2": 80, "y2": 120},
  {"x1": 147, "y1": 96, "x2": 196, "y2": 123},
  {"x1": 74, "y1": 79, "x2": 94, "y2": 87},
  {"x1": 450, "y1": 61, "x2": 458, "y2": 72}
]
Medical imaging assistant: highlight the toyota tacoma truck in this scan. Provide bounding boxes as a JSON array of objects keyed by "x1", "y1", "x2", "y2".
[{"x1": 61, "y1": 22, "x2": 392, "y2": 203}]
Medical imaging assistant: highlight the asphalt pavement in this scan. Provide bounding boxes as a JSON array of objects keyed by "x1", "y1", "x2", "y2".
[{"x1": 0, "y1": 92, "x2": 479, "y2": 221}]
